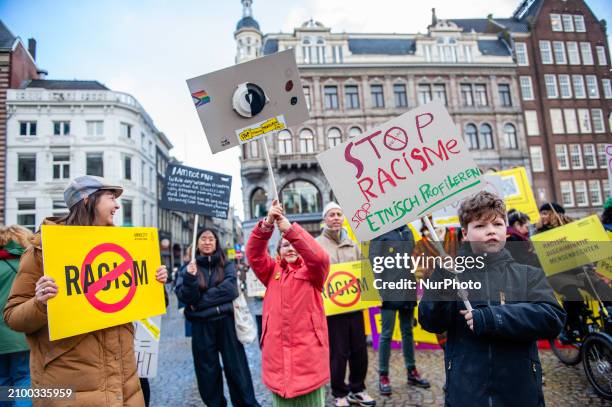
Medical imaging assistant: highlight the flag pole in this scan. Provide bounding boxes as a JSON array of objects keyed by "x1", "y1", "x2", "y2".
[
  {"x1": 191, "y1": 214, "x2": 199, "y2": 263},
  {"x1": 261, "y1": 134, "x2": 279, "y2": 201}
]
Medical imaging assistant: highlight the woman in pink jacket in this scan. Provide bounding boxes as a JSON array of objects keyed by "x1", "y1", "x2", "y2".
[{"x1": 246, "y1": 200, "x2": 330, "y2": 407}]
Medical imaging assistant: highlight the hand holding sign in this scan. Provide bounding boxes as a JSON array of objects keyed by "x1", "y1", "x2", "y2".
[
  {"x1": 266, "y1": 199, "x2": 284, "y2": 225},
  {"x1": 35, "y1": 275, "x2": 58, "y2": 305},
  {"x1": 155, "y1": 266, "x2": 168, "y2": 284}
]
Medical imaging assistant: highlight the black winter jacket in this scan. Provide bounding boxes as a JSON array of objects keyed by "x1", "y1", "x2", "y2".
[
  {"x1": 369, "y1": 224, "x2": 416, "y2": 309},
  {"x1": 418, "y1": 247, "x2": 565, "y2": 407},
  {"x1": 175, "y1": 253, "x2": 239, "y2": 322}
]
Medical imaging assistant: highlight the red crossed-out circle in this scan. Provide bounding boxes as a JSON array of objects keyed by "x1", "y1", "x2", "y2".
[
  {"x1": 328, "y1": 271, "x2": 361, "y2": 308},
  {"x1": 80, "y1": 243, "x2": 137, "y2": 313}
]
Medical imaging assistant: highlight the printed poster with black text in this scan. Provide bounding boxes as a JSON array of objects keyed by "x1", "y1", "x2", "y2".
[
  {"x1": 42, "y1": 225, "x2": 166, "y2": 340},
  {"x1": 317, "y1": 101, "x2": 484, "y2": 241}
]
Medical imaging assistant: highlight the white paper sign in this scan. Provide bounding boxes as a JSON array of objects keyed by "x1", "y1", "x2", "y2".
[
  {"x1": 317, "y1": 101, "x2": 483, "y2": 241},
  {"x1": 134, "y1": 316, "x2": 161, "y2": 378},
  {"x1": 246, "y1": 269, "x2": 266, "y2": 297}
]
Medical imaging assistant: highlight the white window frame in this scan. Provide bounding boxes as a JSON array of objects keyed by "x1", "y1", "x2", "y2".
[
  {"x1": 563, "y1": 108, "x2": 578, "y2": 134},
  {"x1": 553, "y1": 41, "x2": 567, "y2": 64},
  {"x1": 574, "y1": 15, "x2": 586, "y2": 32},
  {"x1": 525, "y1": 110, "x2": 539, "y2": 136},
  {"x1": 515, "y1": 43, "x2": 529, "y2": 66},
  {"x1": 519, "y1": 76, "x2": 534, "y2": 101},
  {"x1": 602, "y1": 79, "x2": 612, "y2": 99},
  {"x1": 567, "y1": 42, "x2": 580, "y2": 65},
  {"x1": 19, "y1": 121, "x2": 37, "y2": 136},
  {"x1": 591, "y1": 109, "x2": 605, "y2": 133},
  {"x1": 580, "y1": 42, "x2": 594, "y2": 65},
  {"x1": 16, "y1": 200, "x2": 36, "y2": 231},
  {"x1": 53, "y1": 121, "x2": 70, "y2": 136},
  {"x1": 544, "y1": 75, "x2": 559, "y2": 98},
  {"x1": 529, "y1": 146, "x2": 545, "y2": 172},
  {"x1": 585, "y1": 75, "x2": 599, "y2": 98},
  {"x1": 560, "y1": 181, "x2": 575, "y2": 207},
  {"x1": 574, "y1": 180, "x2": 589, "y2": 207},
  {"x1": 539, "y1": 41, "x2": 553, "y2": 64},
  {"x1": 550, "y1": 14, "x2": 563, "y2": 32},
  {"x1": 277, "y1": 130, "x2": 293, "y2": 155},
  {"x1": 578, "y1": 108, "x2": 592, "y2": 133},
  {"x1": 597, "y1": 144, "x2": 607, "y2": 168},
  {"x1": 558, "y1": 75, "x2": 572, "y2": 98},
  {"x1": 596, "y1": 46, "x2": 608, "y2": 66},
  {"x1": 583, "y1": 144, "x2": 597, "y2": 169},
  {"x1": 120, "y1": 122, "x2": 132, "y2": 139},
  {"x1": 555, "y1": 144, "x2": 570, "y2": 170},
  {"x1": 569, "y1": 144, "x2": 583, "y2": 169},
  {"x1": 86, "y1": 121, "x2": 103, "y2": 137},
  {"x1": 52, "y1": 153, "x2": 70, "y2": 180},
  {"x1": 562, "y1": 14, "x2": 575, "y2": 32},
  {"x1": 572, "y1": 75, "x2": 586, "y2": 98},
  {"x1": 550, "y1": 109, "x2": 564, "y2": 134},
  {"x1": 588, "y1": 180, "x2": 603, "y2": 206}
]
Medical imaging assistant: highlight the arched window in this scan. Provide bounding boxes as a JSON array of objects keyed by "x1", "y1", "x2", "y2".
[
  {"x1": 327, "y1": 127, "x2": 342, "y2": 147},
  {"x1": 281, "y1": 180, "x2": 322, "y2": 215},
  {"x1": 299, "y1": 129, "x2": 315, "y2": 153},
  {"x1": 348, "y1": 126, "x2": 362, "y2": 138},
  {"x1": 251, "y1": 188, "x2": 267, "y2": 218},
  {"x1": 465, "y1": 123, "x2": 479, "y2": 149},
  {"x1": 277, "y1": 129, "x2": 293, "y2": 155},
  {"x1": 503, "y1": 123, "x2": 518, "y2": 149},
  {"x1": 480, "y1": 124, "x2": 494, "y2": 149}
]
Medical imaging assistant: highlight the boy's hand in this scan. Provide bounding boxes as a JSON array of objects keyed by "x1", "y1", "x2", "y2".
[
  {"x1": 460, "y1": 309, "x2": 474, "y2": 331},
  {"x1": 266, "y1": 199, "x2": 284, "y2": 225}
]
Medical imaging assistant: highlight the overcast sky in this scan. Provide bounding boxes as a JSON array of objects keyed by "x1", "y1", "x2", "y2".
[{"x1": 2, "y1": 0, "x2": 611, "y2": 219}]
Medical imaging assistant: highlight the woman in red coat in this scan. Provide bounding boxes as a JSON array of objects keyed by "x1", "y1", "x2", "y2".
[{"x1": 246, "y1": 200, "x2": 330, "y2": 406}]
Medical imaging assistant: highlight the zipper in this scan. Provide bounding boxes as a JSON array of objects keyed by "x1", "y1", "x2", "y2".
[
  {"x1": 486, "y1": 270, "x2": 493, "y2": 407},
  {"x1": 448, "y1": 360, "x2": 452, "y2": 370}
]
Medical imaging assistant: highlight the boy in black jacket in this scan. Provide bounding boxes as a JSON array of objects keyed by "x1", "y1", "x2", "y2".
[{"x1": 418, "y1": 191, "x2": 565, "y2": 407}]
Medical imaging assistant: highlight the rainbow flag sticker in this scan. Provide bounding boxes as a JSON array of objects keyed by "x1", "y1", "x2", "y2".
[{"x1": 191, "y1": 90, "x2": 211, "y2": 107}]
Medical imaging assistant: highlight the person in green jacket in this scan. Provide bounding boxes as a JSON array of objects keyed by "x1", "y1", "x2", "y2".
[{"x1": 0, "y1": 225, "x2": 33, "y2": 407}]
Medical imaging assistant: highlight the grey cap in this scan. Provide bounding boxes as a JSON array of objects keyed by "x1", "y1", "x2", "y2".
[{"x1": 64, "y1": 176, "x2": 123, "y2": 209}]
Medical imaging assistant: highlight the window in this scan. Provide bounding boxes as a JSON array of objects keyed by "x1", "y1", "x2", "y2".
[
  {"x1": 577, "y1": 109, "x2": 592, "y2": 133},
  {"x1": 558, "y1": 75, "x2": 572, "y2": 98},
  {"x1": 480, "y1": 124, "x2": 494, "y2": 149},
  {"x1": 562, "y1": 14, "x2": 574, "y2": 32},
  {"x1": 503, "y1": 124, "x2": 518, "y2": 149},
  {"x1": 86, "y1": 153, "x2": 104, "y2": 177},
  {"x1": 86, "y1": 121, "x2": 103, "y2": 136},
  {"x1": 281, "y1": 180, "x2": 322, "y2": 215},
  {"x1": 604, "y1": 183, "x2": 611, "y2": 205},
  {"x1": 596, "y1": 46, "x2": 608, "y2": 66},
  {"x1": 591, "y1": 109, "x2": 605, "y2": 133},
  {"x1": 550, "y1": 109, "x2": 564, "y2": 134},
  {"x1": 519, "y1": 76, "x2": 534, "y2": 100},
  {"x1": 474, "y1": 85, "x2": 488, "y2": 106},
  {"x1": 567, "y1": 42, "x2": 580, "y2": 65},
  {"x1": 299, "y1": 129, "x2": 315, "y2": 153},
  {"x1": 250, "y1": 188, "x2": 267, "y2": 218},
  {"x1": 555, "y1": 145, "x2": 569, "y2": 170},
  {"x1": 393, "y1": 84, "x2": 408, "y2": 108},
  {"x1": 371, "y1": 84, "x2": 385, "y2": 108},
  {"x1": 585, "y1": 75, "x2": 599, "y2": 98},
  {"x1": 148, "y1": 141, "x2": 153, "y2": 156},
  {"x1": 574, "y1": 181, "x2": 588, "y2": 207},
  {"x1": 574, "y1": 15, "x2": 586, "y2": 32},
  {"x1": 17, "y1": 200, "x2": 36, "y2": 231},
  {"x1": 17, "y1": 153, "x2": 36, "y2": 181},
  {"x1": 563, "y1": 108, "x2": 578, "y2": 134},
  {"x1": 418, "y1": 84, "x2": 432, "y2": 105},
  {"x1": 141, "y1": 160, "x2": 146, "y2": 186},
  {"x1": 19, "y1": 121, "x2": 36, "y2": 136},
  {"x1": 327, "y1": 128, "x2": 342, "y2": 148},
  {"x1": 52, "y1": 200, "x2": 68, "y2": 217},
  {"x1": 498, "y1": 84, "x2": 512, "y2": 107},
  {"x1": 525, "y1": 111, "x2": 539, "y2": 136},
  {"x1": 122, "y1": 199, "x2": 133, "y2": 226},
  {"x1": 544, "y1": 75, "x2": 558, "y2": 98},
  {"x1": 550, "y1": 14, "x2": 563, "y2": 32},
  {"x1": 597, "y1": 144, "x2": 607, "y2": 168},
  {"x1": 344, "y1": 85, "x2": 360, "y2": 109},
  {"x1": 303, "y1": 86, "x2": 311, "y2": 110},
  {"x1": 603, "y1": 79, "x2": 612, "y2": 98},
  {"x1": 530, "y1": 146, "x2": 545, "y2": 172},
  {"x1": 583, "y1": 144, "x2": 597, "y2": 169},
  {"x1": 277, "y1": 130, "x2": 292, "y2": 155},
  {"x1": 124, "y1": 156, "x2": 132, "y2": 180},
  {"x1": 53, "y1": 121, "x2": 70, "y2": 136},
  {"x1": 589, "y1": 180, "x2": 603, "y2": 206},
  {"x1": 465, "y1": 124, "x2": 479, "y2": 149},
  {"x1": 539, "y1": 41, "x2": 553, "y2": 64},
  {"x1": 121, "y1": 122, "x2": 134, "y2": 139},
  {"x1": 463, "y1": 44, "x2": 473, "y2": 62},
  {"x1": 572, "y1": 75, "x2": 586, "y2": 98},
  {"x1": 580, "y1": 43, "x2": 594, "y2": 65},
  {"x1": 433, "y1": 84, "x2": 447, "y2": 105},
  {"x1": 324, "y1": 86, "x2": 339, "y2": 109},
  {"x1": 348, "y1": 127, "x2": 361, "y2": 138},
  {"x1": 553, "y1": 42, "x2": 567, "y2": 64},
  {"x1": 332, "y1": 45, "x2": 344, "y2": 63},
  {"x1": 460, "y1": 84, "x2": 473, "y2": 106},
  {"x1": 560, "y1": 181, "x2": 574, "y2": 207},
  {"x1": 569, "y1": 144, "x2": 583, "y2": 169},
  {"x1": 52, "y1": 154, "x2": 70, "y2": 180},
  {"x1": 515, "y1": 43, "x2": 529, "y2": 65},
  {"x1": 248, "y1": 140, "x2": 259, "y2": 158}
]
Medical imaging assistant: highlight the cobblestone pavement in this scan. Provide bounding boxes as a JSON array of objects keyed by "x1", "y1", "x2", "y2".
[{"x1": 151, "y1": 294, "x2": 610, "y2": 406}]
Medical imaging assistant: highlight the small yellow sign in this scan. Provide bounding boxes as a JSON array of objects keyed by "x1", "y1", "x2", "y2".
[
  {"x1": 531, "y1": 215, "x2": 611, "y2": 276},
  {"x1": 237, "y1": 116, "x2": 286, "y2": 143},
  {"x1": 41, "y1": 225, "x2": 166, "y2": 340},
  {"x1": 322, "y1": 261, "x2": 381, "y2": 316},
  {"x1": 497, "y1": 167, "x2": 540, "y2": 224}
]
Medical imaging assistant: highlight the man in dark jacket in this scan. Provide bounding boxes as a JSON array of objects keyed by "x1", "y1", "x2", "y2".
[
  {"x1": 369, "y1": 224, "x2": 429, "y2": 395},
  {"x1": 419, "y1": 192, "x2": 565, "y2": 407}
]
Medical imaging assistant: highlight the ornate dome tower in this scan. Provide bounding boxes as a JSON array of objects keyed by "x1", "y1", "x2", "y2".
[{"x1": 234, "y1": 0, "x2": 262, "y2": 63}]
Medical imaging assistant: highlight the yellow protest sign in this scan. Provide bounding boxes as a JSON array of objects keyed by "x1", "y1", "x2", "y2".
[
  {"x1": 371, "y1": 307, "x2": 438, "y2": 345},
  {"x1": 496, "y1": 167, "x2": 540, "y2": 223},
  {"x1": 42, "y1": 225, "x2": 166, "y2": 340},
  {"x1": 322, "y1": 261, "x2": 381, "y2": 316},
  {"x1": 531, "y1": 215, "x2": 611, "y2": 276}
]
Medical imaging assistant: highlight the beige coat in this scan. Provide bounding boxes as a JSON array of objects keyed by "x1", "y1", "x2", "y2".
[
  {"x1": 3, "y1": 218, "x2": 144, "y2": 407},
  {"x1": 315, "y1": 227, "x2": 361, "y2": 265}
]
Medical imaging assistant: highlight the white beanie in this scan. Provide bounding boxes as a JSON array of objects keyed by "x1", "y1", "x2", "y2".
[{"x1": 322, "y1": 201, "x2": 342, "y2": 217}]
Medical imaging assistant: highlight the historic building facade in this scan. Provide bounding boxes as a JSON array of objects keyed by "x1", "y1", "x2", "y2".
[{"x1": 236, "y1": 0, "x2": 530, "y2": 237}]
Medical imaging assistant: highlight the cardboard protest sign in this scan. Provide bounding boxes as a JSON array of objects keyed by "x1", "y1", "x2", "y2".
[
  {"x1": 42, "y1": 225, "x2": 165, "y2": 340},
  {"x1": 134, "y1": 316, "x2": 161, "y2": 378},
  {"x1": 606, "y1": 144, "x2": 612, "y2": 194},
  {"x1": 246, "y1": 270, "x2": 266, "y2": 297},
  {"x1": 317, "y1": 101, "x2": 483, "y2": 241},
  {"x1": 496, "y1": 167, "x2": 540, "y2": 223},
  {"x1": 186, "y1": 49, "x2": 309, "y2": 154},
  {"x1": 531, "y1": 215, "x2": 611, "y2": 276},
  {"x1": 322, "y1": 261, "x2": 381, "y2": 316},
  {"x1": 160, "y1": 163, "x2": 231, "y2": 219}
]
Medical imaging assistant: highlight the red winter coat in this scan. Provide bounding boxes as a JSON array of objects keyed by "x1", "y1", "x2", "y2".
[{"x1": 246, "y1": 221, "x2": 330, "y2": 398}]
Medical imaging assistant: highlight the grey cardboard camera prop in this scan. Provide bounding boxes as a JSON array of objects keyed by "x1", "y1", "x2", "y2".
[{"x1": 187, "y1": 49, "x2": 309, "y2": 154}]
